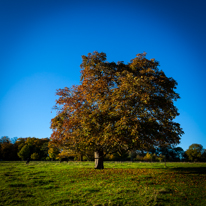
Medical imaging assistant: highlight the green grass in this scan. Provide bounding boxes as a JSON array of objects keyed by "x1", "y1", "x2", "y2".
[{"x1": 0, "y1": 161, "x2": 205, "y2": 205}]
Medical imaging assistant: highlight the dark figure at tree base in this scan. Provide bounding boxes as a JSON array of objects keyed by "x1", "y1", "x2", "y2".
[
  {"x1": 60, "y1": 158, "x2": 68, "y2": 163},
  {"x1": 26, "y1": 158, "x2": 30, "y2": 164}
]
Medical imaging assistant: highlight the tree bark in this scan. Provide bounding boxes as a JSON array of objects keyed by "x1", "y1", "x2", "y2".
[
  {"x1": 79, "y1": 154, "x2": 83, "y2": 161},
  {"x1": 94, "y1": 150, "x2": 104, "y2": 169}
]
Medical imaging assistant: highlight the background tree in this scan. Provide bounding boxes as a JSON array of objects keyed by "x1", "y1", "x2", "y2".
[
  {"x1": 30, "y1": 138, "x2": 49, "y2": 160},
  {"x1": 129, "y1": 150, "x2": 137, "y2": 161},
  {"x1": 110, "y1": 150, "x2": 130, "y2": 161},
  {"x1": 173, "y1": 147, "x2": 185, "y2": 161},
  {"x1": 39, "y1": 139, "x2": 50, "y2": 160},
  {"x1": 143, "y1": 152, "x2": 153, "y2": 162},
  {"x1": 48, "y1": 143, "x2": 60, "y2": 160},
  {"x1": 135, "y1": 154, "x2": 144, "y2": 161},
  {"x1": 0, "y1": 136, "x2": 19, "y2": 160},
  {"x1": 50, "y1": 51, "x2": 184, "y2": 169},
  {"x1": 0, "y1": 136, "x2": 11, "y2": 144},
  {"x1": 57, "y1": 149, "x2": 73, "y2": 160},
  {"x1": 25, "y1": 137, "x2": 36, "y2": 155},
  {"x1": 15, "y1": 138, "x2": 27, "y2": 152},
  {"x1": 157, "y1": 154, "x2": 165, "y2": 162},
  {"x1": 31, "y1": 152, "x2": 40, "y2": 160},
  {"x1": 201, "y1": 149, "x2": 206, "y2": 162},
  {"x1": 16, "y1": 137, "x2": 50, "y2": 161},
  {"x1": 0, "y1": 143, "x2": 1, "y2": 160},
  {"x1": 1, "y1": 142, "x2": 15, "y2": 160},
  {"x1": 185, "y1": 144, "x2": 204, "y2": 162},
  {"x1": 18, "y1": 144, "x2": 30, "y2": 160},
  {"x1": 10, "y1": 137, "x2": 18, "y2": 144},
  {"x1": 155, "y1": 145, "x2": 184, "y2": 162}
]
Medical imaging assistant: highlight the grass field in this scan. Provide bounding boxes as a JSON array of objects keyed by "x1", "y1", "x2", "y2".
[{"x1": 0, "y1": 161, "x2": 206, "y2": 205}]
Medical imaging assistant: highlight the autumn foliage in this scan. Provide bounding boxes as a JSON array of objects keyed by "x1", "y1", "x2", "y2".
[{"x1": 50, "y1": 51, "x2": 184, "y2": 169}]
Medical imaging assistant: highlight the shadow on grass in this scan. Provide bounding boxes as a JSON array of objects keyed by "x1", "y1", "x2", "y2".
[
  {"x1": 4, "y1": 172, "x2": 14, "y2": 176},
  {"x1": 86, "y1": 188, "x2": 100, "y2": 192},
  {"x1": 169, "y1": 167, "x2": 206, "y2": 174},
  {"x1": 10, "y1": 200, "x2": 26, "y2": 204},
  {"x1": 32, "y1": 179, "x2": 54, "y2": 186},
  {"x1": 9, "y1": 183, "x2": 27, "y2": 187},
  {"x1": 50, "y1": 198, "x2": 81, "y2": 205}
]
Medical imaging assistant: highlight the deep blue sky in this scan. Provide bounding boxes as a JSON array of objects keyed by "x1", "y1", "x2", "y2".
[{"x1": 1, "y1": 0, "x2": 206, "y2": 151}]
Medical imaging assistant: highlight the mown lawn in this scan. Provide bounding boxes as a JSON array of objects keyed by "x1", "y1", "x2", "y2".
[{"x1": 0, "y1": 161, "x2": 205, "y2": 205}]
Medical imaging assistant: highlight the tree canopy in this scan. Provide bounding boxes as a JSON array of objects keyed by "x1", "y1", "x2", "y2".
[
  {"x1": 185, "y1": 144, "x2": 204, "y2": 162},
  {"x1": 50, "y1": 51, "x2": 184, "y2": 169}
]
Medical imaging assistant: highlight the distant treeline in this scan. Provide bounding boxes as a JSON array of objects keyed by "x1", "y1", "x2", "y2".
[{"x1": 0, "y1": 136, "x2": 206, "y2": 162}]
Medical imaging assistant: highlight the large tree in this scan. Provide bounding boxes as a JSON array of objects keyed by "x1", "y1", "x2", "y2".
[{"x1": 50, "y1": 51, "x2": 184, "y2": 169}]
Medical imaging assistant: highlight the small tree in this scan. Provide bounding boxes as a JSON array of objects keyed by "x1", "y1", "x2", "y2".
[
  {"x1": 18, "y1": 145, "x2": 30, "y2": 160},
  {"x1": 157, "y1": 154, "x2": 165, "y2": 162},
  {"x1": 143, "y1": 152, "x2": 153, "y2": 162},
  {"x1": 185, "y1": 144, "x2": 204, "y2": 162}
]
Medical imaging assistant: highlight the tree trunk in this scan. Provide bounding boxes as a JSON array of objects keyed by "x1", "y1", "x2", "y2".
[
  {"x1": 79, "y1": 154, "x2": 83, "y2": 161},
  {"x1": 94, "y1": 150, "x2": 104, "y2": 169}
]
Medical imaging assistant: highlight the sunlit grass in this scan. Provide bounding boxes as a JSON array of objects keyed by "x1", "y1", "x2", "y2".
[{"x1": 0, "y1": 161, "x2": 206, "y2": 205}]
